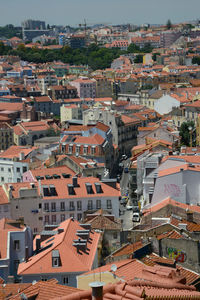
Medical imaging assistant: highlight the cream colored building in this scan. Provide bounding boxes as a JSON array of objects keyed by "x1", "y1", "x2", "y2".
[{"x1": 60, "y1": 104, "x2": 82, "y2": 124}]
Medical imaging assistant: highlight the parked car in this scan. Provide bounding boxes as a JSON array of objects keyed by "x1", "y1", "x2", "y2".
[
  {"x1": 117, "y1": 174, "x2": 121, "y2": 183},
  {"x1": 121, "y1": 154, "x2": 127, "y2": 161},
  {"x1": 132, "y1": 206, "x2": 140, "y2": 213},
  {"x1": 132, "y1": 212, "x2": 140, "y2": 222},
  {"x1": 120, "y1": 196, "x2": 128, "y2": 206},
  {"x1": 126, "y1": 204, "x2": 133, "y2": 210}
]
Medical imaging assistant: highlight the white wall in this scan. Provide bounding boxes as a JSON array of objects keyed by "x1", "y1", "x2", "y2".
[{"x1": 154, "y1": 95, "x2": 180, "y2": 115}]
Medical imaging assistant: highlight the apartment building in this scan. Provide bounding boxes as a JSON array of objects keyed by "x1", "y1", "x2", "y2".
[{"x1": 70, "y1": 78, "x2": 96, "y2": 98}]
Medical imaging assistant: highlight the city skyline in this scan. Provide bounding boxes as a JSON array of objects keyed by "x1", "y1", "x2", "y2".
[{"x1": 0, "y1": 0, "x2": 200, "y2": 27}]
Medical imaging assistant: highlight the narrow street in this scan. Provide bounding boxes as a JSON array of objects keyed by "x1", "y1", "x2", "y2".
[{"x1": 119, "y1": 158, "x2": 134, "y2": 230}]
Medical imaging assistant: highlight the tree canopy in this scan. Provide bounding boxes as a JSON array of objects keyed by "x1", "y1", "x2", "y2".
[
  {"x1": 179, "y1": 121, "x2": 196, "y2": 146},
  {"x1": 166, "y1": 19, "x2": 172, "y2": 30}
]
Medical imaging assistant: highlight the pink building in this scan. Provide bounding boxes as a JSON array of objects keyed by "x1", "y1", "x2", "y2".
[{"x1": 70, "y1": 78, "x2": 96, "y2": 98}]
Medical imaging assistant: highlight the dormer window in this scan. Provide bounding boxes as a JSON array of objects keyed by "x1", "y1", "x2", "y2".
[
  {"x1": 95, "y1": 183, "x2": 103, "y2": 194},
  {"x1": 68, "y1": 184, "x2": 75, "y2": 195},
  {"x1": 85, "y1": 183, "x2": 94, "y2": 194},
  {"x1": 52, "y1": 250, "x2": 60, "y2": 267}
]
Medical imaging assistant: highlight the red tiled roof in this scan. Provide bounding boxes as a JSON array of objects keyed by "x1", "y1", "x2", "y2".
[
  {"x1": 29, "y1": 165, "x2": 75, "y2": 180},
  {"x1": 18, "y1": 219, "x2": 100, "y2": 275},
  {"x1": 110, "y1": 241, "x2": 143, "y2": 258},
  {"x1": 55, "y1": 279, "x2": 200, "y2": 300},
  {"x1": 9, "y1": 279, "x2": 81, "y2": 300},
  {"x1": 143, "y1": 197, "x2": 200, "y2": 216},
  {"x1": 141, "y1": 252, "x2": 200, "y2": 286},
  {"x1": 74, "y1": 134, "x2": 105, "y2": 145},
  {"x1": 158, "y1": 163, "x2": 200, "y2": 177},
  {"x1": 0, "y1": 283, "x2": 31, "y2": 300},
  {"x1": 0, "y1": 145, "x2": 36, "y2": 159}
]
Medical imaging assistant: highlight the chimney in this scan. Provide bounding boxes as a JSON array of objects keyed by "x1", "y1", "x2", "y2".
[
  {"x1": 186, "y1": 210, "x2": 193, "y2": 222},
  {"x1": 19, "y1": 152, "x2": 25, "y2": 161},
  {"x1": 80, "y1": 224, "x2": 92, "y2": 231},
  {"x1": 89, "y1": 282, "x2": 105, "y2": 300},
  {"x1": 36, "y1": 238, "x2": 41, "y2": 252},
  {"x1": 7, "y1": 276, "x2": 15, "y2": 283},
  {"x1": 25, "y1": 246, "x2": 29, "y2": 262},
  {"x1": 73, "y1": 176, "x2": 78, "y2": 187}
]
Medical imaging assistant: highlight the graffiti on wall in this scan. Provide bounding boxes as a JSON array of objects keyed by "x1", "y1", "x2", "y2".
[
  {"x1": 167, "y1": 247, "x2": 187, "y2": 263},
  {"x1": 164, "y1": 184, "x2": 181, "y2": 197}
]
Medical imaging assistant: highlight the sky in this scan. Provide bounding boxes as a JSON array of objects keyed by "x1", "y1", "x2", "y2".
[{"x1": 1, "y1": 0, "x2": 200, "y2": 27}]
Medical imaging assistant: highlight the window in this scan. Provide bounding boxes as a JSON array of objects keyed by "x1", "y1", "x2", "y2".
[
  {"x1": 44, "y1": 203, "x2": 49, "y2": 212},
  {"x1": 60, "y1": 214, "x2": 65, "y2": 222},
  {"x1": 96, "y1": 199, "x2": 101, "y2": 209},
  {"x1": 52, "y1": 215, "x2": 56, "y2": 224},
  {"x1": 1, "y1": 177, "x2": 4, "y2": 182},
  {"x1": 51, "y1": 202, "x2": 56, "y2": 212},
  {"x1": 77, "y1": 213, "x2": 82, "y2": 221},
  {"x1": 60, "y1": 202, "x2": 65, "y2": 211},
  {"x1": 16, "y1": 167, "x2": 20, "y2": 173},
  {"x1": 8, "y1": 168, "x2": 11, "y2": 172},
  {"x1": 14, "y1": 240, "x2": 20, "y2": 251},
  {"x1": 17, "y1": 178, "x2": 21, "y2": 183},
  {"x1": 39, "y1": 203, "x2": 42, "y2": 209},
  {"x1": 1, "y1": 167, "x2": 4, "y2": 171},
  {"x1": 69, "y1": 213, "x2": 74, "y2": 218},
  {"x1": 44, "y1": 215, "x2": 49, "y2": 224},
  {"x1": 88, "y1": 200, "x2": 93, "y2": 210},
  {"x1": 63, "y1": 276, "x2": 69, "y2": 285},
  {"x1": 77, "y1": 201, "x2": 82, "y2": 211},
  {"x1": 41, "y1": 277, "x2": 48, "y2": 281},
  {"x1": 52, "y1": 257, "x2": 59, "y2": 267},
  {"x1": 34, "y1": 228, "x2": 38, "y2": 233},
  {"x1": 83, "y1": 146, "x2": 88, "y2": 155},
  {"x1": 69, "y1": 201, "x2": 75, "y2": 211},
  {"x1": 107, "y1": 199, "x2": 112, "y2": 209},
  {"x1": 23, "y1": 166, "x2": 27, "y2": 173},
  {"x1": 76, "y1": 146, "x2": 80, "y2": 155},
  {"x1": 113, "y1": 232, "x2": 118, "y2": 239},
  {"x1": 91, "y1": 146, "x2": 96, "y2": 155},
  {"x1": 68, "y1": 145, "x2": 73, "y2": 154},
  {"x1": 4, "y1": 205, "x2": 8, "y2": 212},
  {"x1": 49, "y1": 185, "x2": 57, "y2": 196},
  {"x1": 85, "y1": 183, "x2": 94, "y2": 194}
]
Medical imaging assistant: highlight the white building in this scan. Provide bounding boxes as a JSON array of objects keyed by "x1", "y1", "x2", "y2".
[
  {"x1": 143, "y1": 157, "x2": 200, "y2": 209},
  {"x1": 0, "y1": 156, "x2": 28, "y2": 184}
]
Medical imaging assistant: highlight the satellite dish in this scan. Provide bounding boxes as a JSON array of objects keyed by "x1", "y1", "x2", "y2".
[{"x1": 111, "y1": 264, "x2": 117, "y2": 272}]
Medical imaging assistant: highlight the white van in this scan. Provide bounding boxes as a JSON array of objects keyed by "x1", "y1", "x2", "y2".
[{"x1": 132, "y1": 212, "x2": 140, "y2": 222}]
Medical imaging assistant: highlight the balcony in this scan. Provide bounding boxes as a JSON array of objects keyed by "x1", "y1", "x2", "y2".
[{"x1": 69, "y1": 207, "x2": 75, "y2": 211}]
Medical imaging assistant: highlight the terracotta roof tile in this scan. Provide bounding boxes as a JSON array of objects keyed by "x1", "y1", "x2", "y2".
[
  {"x1": 9, "y1": 279, "x2": 82, "y2": 300},
  {"x1": 18, "y1": 219, "x2": 100, "y2": 275}
]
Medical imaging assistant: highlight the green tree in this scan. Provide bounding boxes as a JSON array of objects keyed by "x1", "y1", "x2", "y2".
[
  {"x1": 152, "y1": 52, "x2": 159, "y2": 61},
  {"x1": 166, "y1": 19, "x2": 172, "y2": 30},
  {"x1": 179, "y1": 121, "x2": 195, "y2": 146},
  {"x1": 192, "y1": 56, "x2": 200, "y2": 65},
  {"x1": 134, "y1": 54, "x2": 143, "y2": 64},
  {"x1": 127, "y1": 43, "x2": 140, "y2": 53}
]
